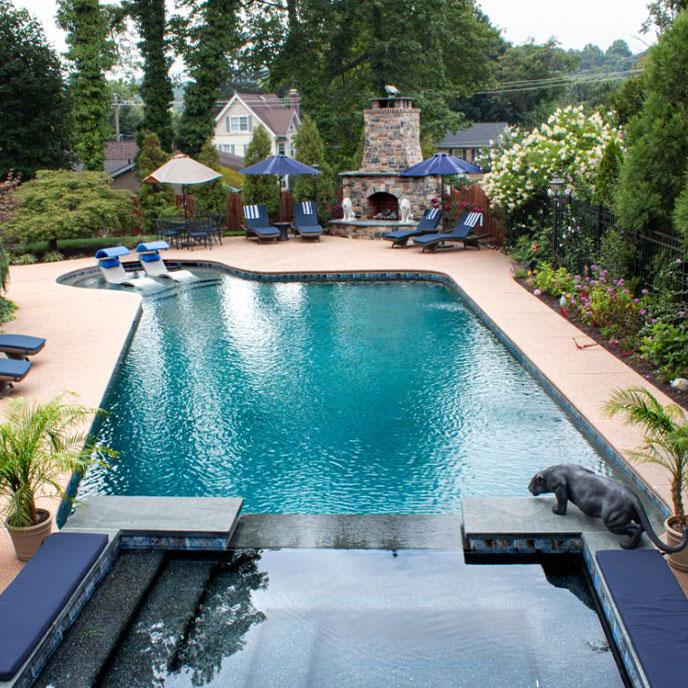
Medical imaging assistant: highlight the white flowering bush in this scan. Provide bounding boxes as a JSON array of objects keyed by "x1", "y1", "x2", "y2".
[{"x1": 482, "y1": 106, "x2": 622, "y2": 213}]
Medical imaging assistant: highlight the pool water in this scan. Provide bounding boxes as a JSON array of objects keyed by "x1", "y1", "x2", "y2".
[
  {"x1": 81, "y1": 274, "x2": 612, "y2": 512},
  {"x1": 97, "y1": 549, "x2": 624, "y2": 687}
]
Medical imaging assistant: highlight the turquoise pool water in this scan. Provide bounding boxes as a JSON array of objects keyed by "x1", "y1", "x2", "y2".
[{"x1": 80, "y1": 273, "x2": 612, "y2": 512}]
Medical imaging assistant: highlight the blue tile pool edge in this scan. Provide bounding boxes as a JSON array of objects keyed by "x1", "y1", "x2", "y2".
[{"x1": 55, "y1": 260, "x2": 668, "y2": 526}]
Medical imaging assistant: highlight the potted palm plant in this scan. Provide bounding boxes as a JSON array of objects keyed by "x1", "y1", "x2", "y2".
[
  {"x1": 604, "y1": 386, "x2": 688, "y2": 570},
  {"x1": 0, "y1": 394, "x2": 113, "y2": 561}
]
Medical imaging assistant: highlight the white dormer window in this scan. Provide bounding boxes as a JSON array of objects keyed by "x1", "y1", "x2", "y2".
[{"x1": 226, "y1": 115, "x2": 252, "y2": 133}]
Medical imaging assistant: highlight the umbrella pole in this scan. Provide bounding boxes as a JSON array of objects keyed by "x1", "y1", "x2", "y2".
[{"x1": 440, "y1": 176, "x2": 446, "y2": 229}]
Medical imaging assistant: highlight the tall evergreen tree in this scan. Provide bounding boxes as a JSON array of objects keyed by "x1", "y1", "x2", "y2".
[
  {"x1": 292, "y1": 114, "x2": 334, "y2": 205},
  {"x1": 136, "y1": 131, "x2": 174, "y2": 230},
  {"x1": 174, "y1": 0, "x2": 239, "y2": 156},
  {"x1": 194, "y1": 139, "x2": 227, "y2": 215},
  {"x1": 614, "y1": 11, "x2": 688, "y2": 242},
  {"x1": 241, "y1": 126, "x2": 279, "y2": 215},
  {"x1": 57, "y1": 0, "x2": 116, "y2": 170},
  {"x1": 0, "y1": 0, "x2": 71, "y2": 178},
  {"x1": 127, "y1": 0, "x2": 174, "y2": 150}
]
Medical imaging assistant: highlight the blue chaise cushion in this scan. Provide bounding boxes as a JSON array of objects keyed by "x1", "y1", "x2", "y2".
[
  {"x1": 140, "y1": 252, "x2": 162, "y2": 263},
  {"x1": 98, "y1": 258, "x2": 120, "y2": 269},
  {"x1": 0, "y1": 532, "x2": 108, "y2": 680},
  {"x1": 0, "y1": 335, "x2": 46, "y2": 356},
  {"x1": 0, "y1": 358, "x2": 31, "y2": 382},
  {"x1": 596, "y1": 549, "x2": 688, "y2": 688}
]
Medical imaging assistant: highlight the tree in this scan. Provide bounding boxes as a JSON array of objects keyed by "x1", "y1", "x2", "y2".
[
  {"x1": 241, "y1": 126, "x2": 279, "y2": 215},
  {"x1": 614, "y1": 12, "x2": 688, "y2": 239},
  {"x1": 0, "y1": 0, "x2": 72, "y2": 179},
  {"x1": 108, "y1": 79, "x2": 144, "y2": 140},
  {"x1": 643, "y1": 0, "x2": 688, "y2": 33},
  {"x1": 593, "y1": 139, "x2": 624, "y2": 209},
  {"x1": 173, "y1": 0, "x2": 239, "y2": 156},
  {"x1": 57, "y1": 0, "x2": 117, "y2": 171},
  {"x1": 292, "y1": 114, "x2": 334, "y2": 205},
  {"x1": 194, "y1": 140, "x2": 227, "y2": 215},
  {"x1": 136, "y1": 132, "x2": 175, "y2": 230},
  {"x1": 3, "y1": 170, "x2": 137, "y2": 250},
  {"x1": 127, "y1": 0, "x2": 174, "y2": 150}
]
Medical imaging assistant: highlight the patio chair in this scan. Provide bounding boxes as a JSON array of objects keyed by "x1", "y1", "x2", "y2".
[
  {"x1": 412, "y1": 211, "x2": 487, "y2": 252},
  {"x1": 187, "y1": 220, "x2": 213, "y2": 249},
  {"x1": 382, "y1": 207, "x2": 443, "y2": 247},
  {"x1": 242, "y1": 204, "x2": 281, "y2": 242},
  {"x1": 156, "y1": 219, "x2": 183, "y2": 249},
  {"x1": 292, "y1": 201, "x2": 323, "y2": 240},
  {"x1": 135, "y1": 241, "x2": 197, "y2": 282},
  {"x1": 0, "y1": 335, "x2": 45, "y2": 360},
  {"x1": 0, "y1": 358, "x2": 31, "y2": 395}
]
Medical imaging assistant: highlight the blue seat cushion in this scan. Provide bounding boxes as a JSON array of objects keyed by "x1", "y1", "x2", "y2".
[
  {"x1": 0, "y1": 335, "x2": 45, "y2": 355},
  {"x1": 297, "y1": 225, "x2": 322, "y2": 234},
  {"x1": 98, "y1": 258, "x2": 120, "y2": 269},
  {"x1": 0, "y1": 532, "x2": 108, "y2": 680},
  {"x1": 140, "y1": 252, "x2": 162, "y2": 263},
  {"x1": 0, "y1": 358, "x2": 31, "y2": 382},
  {"x1": 596, "y1": 549, "x2": 688, "y2": 688},
  {"x1": 253, "y1": 226, "x2": 280, "y2": 236},
  {"x1": 383, "y1": 229, "x2": 418, "y2": 240}
]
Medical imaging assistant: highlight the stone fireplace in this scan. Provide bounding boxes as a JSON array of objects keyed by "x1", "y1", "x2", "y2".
[{"x1": 331, "y1": 96, "x2": 439, "y2": 237}]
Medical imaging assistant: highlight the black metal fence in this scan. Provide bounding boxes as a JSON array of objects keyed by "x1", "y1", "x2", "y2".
[{"x1": 551, "y1": 196, "x2": 688, "y2": 298}]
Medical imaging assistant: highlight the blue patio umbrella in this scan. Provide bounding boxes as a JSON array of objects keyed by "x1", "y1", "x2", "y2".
[
  {"x1": 240, "y1": 154, "x2": 321, "y2": 220},
  {"x1": 401, "y1": 153, "x2": 481, "y2": 226}
]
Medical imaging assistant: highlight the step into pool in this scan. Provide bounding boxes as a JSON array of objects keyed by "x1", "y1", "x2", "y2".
[
  {"x1": 76, "y1": 272, "x2": 643, "y2": 513},
  {"x1": 37, "y1": 548, "x2": 626, "y2": 687}
]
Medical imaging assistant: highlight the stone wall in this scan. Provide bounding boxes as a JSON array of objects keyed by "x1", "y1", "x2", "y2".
[{"x1": 360, "y1": 107, "x2": 423, "y2": 173}]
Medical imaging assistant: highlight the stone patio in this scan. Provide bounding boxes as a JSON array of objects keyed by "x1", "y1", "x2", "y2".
[{"x1": 0, "y1": 236, "x2": 684, "y2": 592}]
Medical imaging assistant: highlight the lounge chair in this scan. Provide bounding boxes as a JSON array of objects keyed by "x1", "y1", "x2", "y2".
[
  {"x1": 135, "y1": 241, "x2": 198, "y2": 282},
  {"x1": 292, "y1": 201, "x2": 323, "y2": 240},
  {"x1": 0, "y1": 358, "x2": 31, "y2": 394},
  {"x1": 0, "y1": 335, "x2": 45, "y2": 360},
  {"x1": 412, "y1": 211, "x2": 487, "y2": 252},
  {"x1": 95, "y1": 247, "x2": 158, "y2": 289},
  {"x1": 242, "y1": 204, "x2": 281, "y2": 242},
  {"x1": 382, "y1": 207, "x2": 443, "y2": 247}
]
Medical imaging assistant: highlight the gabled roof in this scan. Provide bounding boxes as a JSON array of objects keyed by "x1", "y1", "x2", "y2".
[
  {"x1": 104, "y1": 139, "x2": 139, "y2": 178},
  {"x1": 436, "y1": 122, "x2": 508, "y2": 149},
  {"x1": 217, "y1": 151, "x2": 245, "y2": 171},
  {"x1": 215, "y1": 92, "x2": 300, "y2": 137}
]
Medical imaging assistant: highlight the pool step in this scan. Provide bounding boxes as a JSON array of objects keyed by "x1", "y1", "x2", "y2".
[
  {"x1": 33, "y1": 550, "x2": 165, "y2": 688},
  {"x1": 98, "y1": 558, "x2": 214, "y2": 687}
]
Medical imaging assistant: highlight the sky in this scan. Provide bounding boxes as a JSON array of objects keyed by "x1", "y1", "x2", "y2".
[{"x1": 13, "y1": 0, "x2": 656, "y2": 56}]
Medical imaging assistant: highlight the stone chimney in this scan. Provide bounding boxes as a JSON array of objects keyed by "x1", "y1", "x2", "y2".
[
  {"x1": 361, "y1": 97, "x2": 422, "y2": 173},
  {"x1": 289, "y1": 89, "x2": 300, "y2": 116}
]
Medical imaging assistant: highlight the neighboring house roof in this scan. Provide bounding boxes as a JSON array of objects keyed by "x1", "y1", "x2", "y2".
[
  {"x1": 217, "y1": 151, "x2": 245, "y2": 171},
  {"x1": 215, "y1": 92, "x2": 300, "y2": 137},
  {"x1": 104, "y1": 139, "x2": 139, "y2": 178},
  {"x1": 436, "y1": 122, "x2": 508, "y2": 149}
]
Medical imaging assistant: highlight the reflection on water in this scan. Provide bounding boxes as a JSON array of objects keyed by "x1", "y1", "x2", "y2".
[{"x1": 98, "y1": 549, "x2": 623, "y2": 688}]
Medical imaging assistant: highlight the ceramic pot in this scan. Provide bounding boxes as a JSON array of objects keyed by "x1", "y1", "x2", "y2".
[
  {"x1": 664, "y1": 517, "x2": 688, "y2": 572},
  {"x1": 6, "y1": 509, "x2": 52, "y2": 562}
]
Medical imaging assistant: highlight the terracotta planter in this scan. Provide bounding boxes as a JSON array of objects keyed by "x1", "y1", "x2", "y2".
[
  {"x1": 6, "y1": 509, "x2": 52, "y2": 562},
  {"x1": 664, "y1": 517, "x2": 688, "y2": 572}
]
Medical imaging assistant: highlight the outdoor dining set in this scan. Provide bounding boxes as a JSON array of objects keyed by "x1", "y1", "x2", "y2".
[{"x1": 154, "y1": 215, "x2": 225, "y2": 249}]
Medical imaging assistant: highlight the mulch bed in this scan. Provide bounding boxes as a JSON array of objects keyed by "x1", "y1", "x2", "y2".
[{"x1": 514, "y1": 277, "x2": 688, "y2": 408}]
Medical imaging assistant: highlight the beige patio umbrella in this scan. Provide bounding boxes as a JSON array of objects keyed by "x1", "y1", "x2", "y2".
[{"x1": 144, "y1": 154, "x2": 222, "y2": 217}]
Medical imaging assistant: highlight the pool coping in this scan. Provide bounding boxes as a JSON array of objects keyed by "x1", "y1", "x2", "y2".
[{"x1": 56, "y1": 260, "x2": 669, "y2": 524}]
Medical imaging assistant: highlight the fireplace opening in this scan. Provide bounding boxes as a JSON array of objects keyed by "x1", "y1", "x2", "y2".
[{"x1": 367, "y1": 192, "x2": 398, "y2": 220}]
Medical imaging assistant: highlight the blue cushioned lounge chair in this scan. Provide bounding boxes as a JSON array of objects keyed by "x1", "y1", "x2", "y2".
[
  {"x1": 135, "y1": 241, "x2": 197, "y2": 282},
  {"x1": 0, "y1": 335, "x2": 45, "y2": 360},
  {"x1": 382, "y1": 207, "x2": 443, "y2": 247},
  {"x1": 413, "y1": 211, "x2": 486, "y2": 252},
  {"x1": 95, "y1": 246, "x2": 159, "y2": 289},
  {"x1": 0, "y1": 358, "x2": 31, "y2": 394},
  {"x1": 242, "y1": 204, "x2": 281, "y2": 242},
  {"x1": 292, "y1": 201, "x2": 323, "y2": 240}
]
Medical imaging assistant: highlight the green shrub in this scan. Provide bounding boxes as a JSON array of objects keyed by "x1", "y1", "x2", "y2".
[
  {"x1": 640, "y1": 321, "x2": 688, "y2": 381},
  {"x1": 193, "y1": 140, "x2": 227, "y2": 216},
  {"x1": 42, "y1": 251, "x2": 64, "y2": 263},
  {"x1": 597, "y1": 228, "x2": 636, "y2": 278},
  {"x1": 136, "y1": 132, "x2": 175, "y2": 232},
  {"x1": 2, "y1": 170, "x2": 137, "y2": 250},
  {"x1": 532, "y1": 263, "x2": 576, "y2": 296},
  {"x1": 12, "y1": 253, "x2": 37, "y2": 265},
  {"x1": 0, "y1": 296, "x2": 16, "y2": 324},
  {"x1": 672, "y1": 172, "x2": 688, "y2": 246},
  {"x1": 241, "y1": 126, "x2": 279, "y2": 216}
]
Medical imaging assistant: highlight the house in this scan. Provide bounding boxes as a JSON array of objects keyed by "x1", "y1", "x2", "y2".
[
  {"x1": 435, "y1": 122, "x2": 508, "y2": 165},
  {"x1": 213, "y1": 90, "x2": 301, "y2": 158},
  {"x1": 104, "y1": 140, "x2": 139, "y2": 191}
]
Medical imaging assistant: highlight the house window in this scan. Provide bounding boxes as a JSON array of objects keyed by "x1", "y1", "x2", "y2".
[
  {"x1": 243, "y1": 144, "x2": 249, "y2": 156},
  {"x1": 218, "y1": 144, "x2": 236, "y2": 154},
  {"x1": 277, "y1": 141, "x2": 286, "y2": 155},
  {"x1": 226, "y1": 115, "x2": 252, "y2": 133}
]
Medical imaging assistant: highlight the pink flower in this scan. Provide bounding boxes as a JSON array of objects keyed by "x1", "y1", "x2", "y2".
[{"x1": 533, "y1": 289, "x2": 542, "y2": 296}]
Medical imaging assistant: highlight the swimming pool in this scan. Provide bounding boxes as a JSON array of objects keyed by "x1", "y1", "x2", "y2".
[
  {"x1": 49, "y1": 548, "x2": 624, "y2": 687},
  {"x1": 78, "y1": 271, "x2": 625, "y2": 512}
]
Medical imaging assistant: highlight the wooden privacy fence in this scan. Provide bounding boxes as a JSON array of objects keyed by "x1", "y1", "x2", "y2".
[{"x1": 449, "y1": 184, "x2": 505, "y2": 246}]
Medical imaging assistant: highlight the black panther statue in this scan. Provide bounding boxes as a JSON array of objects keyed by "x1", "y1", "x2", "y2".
[{"x1": 528, "y1": 464, "x2": 688, "y2": 552}]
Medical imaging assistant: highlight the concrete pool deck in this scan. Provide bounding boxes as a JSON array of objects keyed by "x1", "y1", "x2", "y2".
[{"x1": 0, "y1": 236, "x2": 685, "y2": 591}]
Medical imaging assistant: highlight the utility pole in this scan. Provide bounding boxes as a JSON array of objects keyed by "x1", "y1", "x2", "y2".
[{"x1": 113, "y1": 93, "x2": 121, "y2": 142}]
